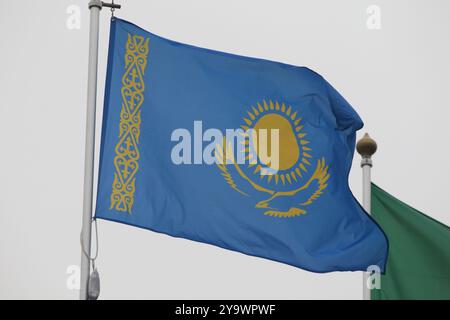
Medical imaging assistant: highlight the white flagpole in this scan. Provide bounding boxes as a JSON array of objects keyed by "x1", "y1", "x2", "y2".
[
  {"x1": 80, "y1": 0, "x2": 102, "y2": 300},
  {"x1": 356, "y1": 133, "x2": 377, "y2": 300}
]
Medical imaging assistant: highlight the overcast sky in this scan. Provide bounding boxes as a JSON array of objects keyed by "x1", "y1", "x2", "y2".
[{"x1": 0, "y1": 0, "x2": 449, "y2": 299}]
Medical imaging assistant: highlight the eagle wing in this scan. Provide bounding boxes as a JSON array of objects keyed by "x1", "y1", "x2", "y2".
[
  {"x1": 215, "y1": 142, "x2": 248, "y2": 196},
  {"x1": 299, "y1": 157, "x2": 330, "y2": 206}
]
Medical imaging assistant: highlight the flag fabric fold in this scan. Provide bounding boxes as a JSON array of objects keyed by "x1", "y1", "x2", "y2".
[{"x1": 95, "y1": 18, "x2": 388, "y2": 273}]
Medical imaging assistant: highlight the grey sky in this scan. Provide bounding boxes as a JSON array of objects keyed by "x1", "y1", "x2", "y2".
[{"x1": 0, "y1": 0, "x2": 449, "y2": 299}]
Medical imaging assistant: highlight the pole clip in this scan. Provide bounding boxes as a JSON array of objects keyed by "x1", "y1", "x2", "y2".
[
  {"x1": 89, "y1": 0, "x2": 122, "y2": 13},
  {"x1": 102, "y1": 1, "x2": 121, "y2": 15}
]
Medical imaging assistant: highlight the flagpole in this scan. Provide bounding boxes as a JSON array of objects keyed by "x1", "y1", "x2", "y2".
[
  {"x1": 80, "y1": 0, "x2": 103, "y2": 300},
  {"x1": 356, "y1": 133, "x2": 377, "y2": 300}
]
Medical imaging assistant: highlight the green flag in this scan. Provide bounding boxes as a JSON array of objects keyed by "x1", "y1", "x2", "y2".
[{"x1": 371, "y1": 183, "x2": 450, "y2": 300}]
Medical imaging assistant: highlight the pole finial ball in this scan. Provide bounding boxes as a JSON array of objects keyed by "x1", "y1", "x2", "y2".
[{"x1": 356, "y1": 133, "x2": 377, "y2": 157}]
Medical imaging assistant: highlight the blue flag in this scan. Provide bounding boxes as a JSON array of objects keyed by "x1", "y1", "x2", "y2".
[{"x1": 95, "y1": 18, "x2": 388, "y2": 273}]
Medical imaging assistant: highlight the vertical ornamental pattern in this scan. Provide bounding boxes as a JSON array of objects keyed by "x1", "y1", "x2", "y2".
[{"x1": 110, "y1": 34, "x2": 150, "y2": 213}]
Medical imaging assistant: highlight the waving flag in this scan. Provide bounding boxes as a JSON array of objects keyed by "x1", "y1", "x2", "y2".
[
  {"x1": 95, "y1": 18, "x2": 388, "y2": 273},
  {"x1": 371, "y1": 184, "x2": 450, "y2": 299}
]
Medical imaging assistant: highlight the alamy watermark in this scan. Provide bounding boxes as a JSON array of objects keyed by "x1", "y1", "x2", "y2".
[
  {"x1": 66, "y1": 4, "x2": 81, "y2": 30},
  {"x1": 366, "y1": 265, "x2": 381, "y2": 290},
  {"x1": 66, "y1": 264, "x2": 80, "y2": 290},
  {"x1": 171, "y1": 121, "x2": 281, "y2": 175},
  {"x1": 366, "y1": 5, "x2": 381, "y2": 30}
]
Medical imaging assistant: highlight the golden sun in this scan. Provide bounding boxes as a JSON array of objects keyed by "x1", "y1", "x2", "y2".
[{"x1": 239, "y1": 100, "x2": 312, "y2": 185}]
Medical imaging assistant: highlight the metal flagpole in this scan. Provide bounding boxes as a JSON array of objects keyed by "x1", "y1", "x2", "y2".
[
  {"x1": 80, "y1": 0, "x2": 121, "y2": 301},
  {"x1": 356, "y1": 133, "x2": 377, "y2": 300},
  {"x1": 80, "y1": 0, "x2": 102, "y2": 300}
]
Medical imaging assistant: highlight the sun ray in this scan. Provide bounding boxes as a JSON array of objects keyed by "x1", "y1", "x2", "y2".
[
  {"x1": 252, "y1": 106, "x2": 259, "y2": 116},
  {"x1": 269, "y1": 100, "x2": 275, "y2": 110},
  {"x1": 280, "y1": 174, "x2": 286, "y2": 185},
  {"x1": 300, "y1": 140, "x2": 310, "y2": 145},
  {"x1": 295, "y1": 167, "x2": 302, "y2": 178},
  {"x1": 294, "y1": 118, "x2": 301, "y2": 126},
  {"x1": 285, "y1": 174, "x2": 291, "y2": 184},
  {"x1": 268, "y1": 174, "x2": 273, "y2": 183},
  {"x1": 300, "y1": 163, "x2": 307, "y2": 172},
  {"x1": 295, "y1": 125, "x2": 304, "y2": 132},
  {"x1": 257, "y1": 103, "x2": 264, "y2": 113},
  {"x1": 243, "y1": 118, "x2": 252, "y2": 126},
  {"x1": 291, "y1": 111, "x2": 297, "y2": 120},
  {"x1": 240, "y1": 125, "x2": 249, "y2": 130},
  {"x1": 286, "y1": 105, "x2": 292, "y2": 116},
  {"x1": 275, "y1": 101, "x2": 280, "y2": 111},
  {"x1": 290, "y1": 171, "x2": 297, "y2": 182},
  {"x1": 303, "y1": 146, "x2": 312, "y2": 151},
  {"x1": 303, "y1": 152, "x2": 312, "y2": 158},
  {"x1": 281, "y1": 102, "x2": 286, "y2": 113},
  {"x1": 275, "y1": 174, "x2": 279, "y2": 184},
  {"x1": 247, "y1": 111, "x2": 255, "y2": 121},
  {"x1": 302, "y1": 158, "x2": 311, "y2": 166},
  {"x1": 297, "y1": 133, "x2": 306, "y2": 138}
]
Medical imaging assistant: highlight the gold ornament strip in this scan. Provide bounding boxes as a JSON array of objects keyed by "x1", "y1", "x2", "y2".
[{"x1": 110, "y1": 34, "x2": 150, "y2": 213}]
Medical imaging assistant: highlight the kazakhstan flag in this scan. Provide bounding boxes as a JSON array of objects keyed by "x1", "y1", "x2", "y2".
[{"x1": 95, "y1": 18, "x2": 388, "y2": 273}]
